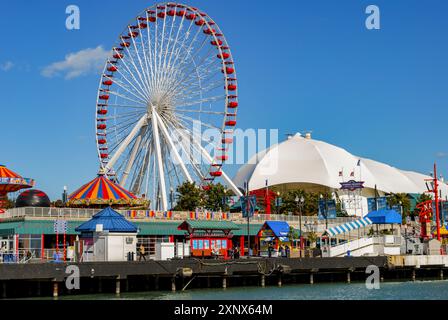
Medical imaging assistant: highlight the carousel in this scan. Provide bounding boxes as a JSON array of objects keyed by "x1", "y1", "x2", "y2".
[
  {"x1": 0, "y1": 165, "x2": 35, "y2": 211},
  {"x1": 67, "y1": 172, "x2": 149, "y2": 209}
]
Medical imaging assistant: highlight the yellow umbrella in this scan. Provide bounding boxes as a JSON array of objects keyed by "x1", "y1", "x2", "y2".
[{"x1": 433, "y1": 225, "x2": 448, "y2": 236}]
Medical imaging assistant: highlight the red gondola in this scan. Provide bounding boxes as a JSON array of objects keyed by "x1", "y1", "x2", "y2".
[
  {"x1": 120, "y1": 42, "x2": 130, "y2": 47},
  {"x1": 210, "y1": 171, "x2": 222, "y2": 177},
  {"x1": 211, "y1": 39, "x2": 223, "y2": 46},
  {"x1": 148, "y1": 17, "x2": 156, "y2": 22},
  {"x1": 225, "y1": 120, "x2": 237, "y2": 126},
  {"x1": 227, "y1": 84, "x2": 237, "y2": 91},
  {"x1": 128, "y1": 31, "x2": 139, "y2": 38},
  {"x1": 222, "y1": 138, "x2": 233, "y2": 144},
  {"x1": 216, "y1": 155, "x2": 229, "y2": 161},
  {"x1": 98, "y1": 139, "x2": 107, "y2": 145},
  {"x1": 228, "y1": 101, "x2": 238, "y2": 108},
  {"x1": 186, "y1": 13, "x2": 196, "y2": 20},
  {"x1": 108, "y1": 66, "x2": 118, "y2": 72},
  {"x1": 102, "y1": 80, "x2": 113, "y2": 86},
  {"x1": 99, "y1": 95, "x2": 110, "y2": 100},
  {"x1": 167, "y1": 9, "x2": 175, "y2": 16},
  {"x1": 157, "y1": 12, "x2": 166, "y2": 18},
  {"x1": 222, "y1": 67, "x2": 234, "y2": 74},
  {"x1": 113, "y1": 53, "x2": 123, "y2": 59},
  {"x1": 217, "y1": 52, "x2": 230, "y2": 59},
  {"x1": 203, "y1": 28, "x2": 215, "y2": 35},
  {"x1": 139, "y1": 23, "x2": 147, "y2": 29},
  {"x1": 97, "y1": 109, "x2": 108, "y2": 115},
  {"x1": 202, "y1": 185, "x2": 211, "y2": 191},
  {"x1": 100, "y1": 153, "x2": 108, "y2": 159},
  {"x1": 195, "y1": 19, "x2": 205, "y2": 26},
  {"x1": 176, "y1": 10, "x2": 186, "y2": 16},
  {"x1": 97, "y1": 124, "x2": 107, "y2": 130}
]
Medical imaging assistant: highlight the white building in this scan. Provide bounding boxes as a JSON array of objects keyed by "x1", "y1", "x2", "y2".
[{"x1": 234, "y1": 133, "x2": 448, "y2": 217}]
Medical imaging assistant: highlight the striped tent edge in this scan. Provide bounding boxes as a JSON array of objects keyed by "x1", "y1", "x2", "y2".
[{"x1": 325, "y1": 217, "x2": 373, "y2": 237}]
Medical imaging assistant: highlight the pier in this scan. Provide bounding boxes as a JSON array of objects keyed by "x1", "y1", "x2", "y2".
[{"x1": 1, "y1": 255, "x2": 447, "y2": 299}]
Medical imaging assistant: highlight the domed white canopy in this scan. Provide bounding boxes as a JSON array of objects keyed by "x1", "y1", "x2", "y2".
[{"x1": 233, "y1": 133, "x2": 448, "y2": 197}]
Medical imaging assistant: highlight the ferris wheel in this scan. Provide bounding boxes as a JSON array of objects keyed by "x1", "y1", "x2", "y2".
[{"x1": 95, "y1": 2, "x2": 242, "y2": 211}]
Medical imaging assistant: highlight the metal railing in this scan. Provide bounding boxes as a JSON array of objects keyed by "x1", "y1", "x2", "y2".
[{"x1": 2, "y1": 207, "x2": 359, "y2": 226}]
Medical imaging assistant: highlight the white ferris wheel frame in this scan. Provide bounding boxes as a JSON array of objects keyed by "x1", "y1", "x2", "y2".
[{"x1": 95, "y1": 2, "x2": 243, "y2": 211}]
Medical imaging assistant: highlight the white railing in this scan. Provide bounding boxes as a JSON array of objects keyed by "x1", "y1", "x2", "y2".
[{"x1": 1, "y1": 207, "x2": 358, "y2": 227}]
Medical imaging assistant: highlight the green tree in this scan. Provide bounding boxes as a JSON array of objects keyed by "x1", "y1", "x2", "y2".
[
  {"x1": 278, "y1": 189, "x2": 319, "y2": 216},
  {"x1": 174, "y1": 182, "x2": 203, "y2": 211},
  {"x1": 204, "y1": 183, "x2": 229, "y2": 211},
  {"x1": 387, "y1": 193, "x2": 411, "y2": 216}
]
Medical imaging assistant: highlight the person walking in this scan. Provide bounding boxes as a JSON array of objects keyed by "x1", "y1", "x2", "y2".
[
  {"x1": 285, "y1": 245, "x2": 290, "y2": 258},
  {"x1": 138, "y1": 244, "x2": 146, "y2": 261}
]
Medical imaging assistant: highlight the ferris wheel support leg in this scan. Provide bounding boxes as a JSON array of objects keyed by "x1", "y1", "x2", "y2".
[
  {"x1": 151, "y1": 106, "x2": 168, "y2": 212},
  {"x1": 120, "y1": 128, "x2": 145, "y2": 187},
  {"x1": 182, "y1": 130, "x2": 243, "y2": 197},
  {"x1": 153, "y1": 110, "x2": 193, "y2": 183},
  {"x1": 105, "y1": 115, "x2": 147, "y2": 171}
]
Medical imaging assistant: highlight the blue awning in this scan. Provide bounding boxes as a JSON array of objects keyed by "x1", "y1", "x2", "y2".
[
  {"x1": 261, "y1": 221, "x2": 291, "y2": 240},
  {"x1": 366, "y1": 209, "x2": 402, "y2": 224},
  {"x1": 325, "y1": 217, "x2": 373, "y2": 237}
]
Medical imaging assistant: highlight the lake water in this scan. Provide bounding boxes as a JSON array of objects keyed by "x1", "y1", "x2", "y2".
[{"x1": 57, "y1": 280, "x2": 448, "y2": 300}]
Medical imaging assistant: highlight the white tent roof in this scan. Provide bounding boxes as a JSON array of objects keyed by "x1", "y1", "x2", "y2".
[{"x1": 233, "y1": 133, "x2": 448, "y2": 197}]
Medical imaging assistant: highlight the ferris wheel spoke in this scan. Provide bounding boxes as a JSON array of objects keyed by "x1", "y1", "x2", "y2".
[
  {"x1": 107, "y1": 103, "x2": 146, "y2": 109},
  {"x1": 154, "y1": 109, "x2": 193, "y2": 182},
  {"x1": 113, "y1": 49, "x2": 151, "y2": 100},
  {"x1": 107, "y1": 69, "x2": 149, "y2": 103},
  {"x1": 150, "y1": 105, "x2": 168, "y2": 211},
  {"x1": 165, "y1": 15, "x2": 195, "y2": 78},
  {"x1": 107, "y1": 89, "x2": 148, "y2": 105},
  {"x1": 105, "y1": 114, "x2": 147, "y2": 170},
  {"x1": 138, "y1": 19, "x2": 156, "y2": 96},
  {"x1": 128, "y1": 27, "x2": 154, "y2": 98},
  {"x1": 122, "y1": 44, "x2": 152, "y2": 98}
]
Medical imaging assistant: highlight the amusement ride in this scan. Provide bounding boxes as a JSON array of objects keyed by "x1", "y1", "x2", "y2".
[{"x1": 95, "y1": 2, "x2": 243, "y2": 211}]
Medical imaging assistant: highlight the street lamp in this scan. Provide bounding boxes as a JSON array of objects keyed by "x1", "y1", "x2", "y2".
[
  {"x1": 320, "y1": 194, "x2": 328, "y2": 231},
  {"x1": 295, "y1": 195, "x2": 305, "y2": 254},
  {"x1": 170, "y1": 187, "x2": 174, "y2": 211},
  {"x1": 276, "y1": 191, "x2": 281, "y2": 215}
]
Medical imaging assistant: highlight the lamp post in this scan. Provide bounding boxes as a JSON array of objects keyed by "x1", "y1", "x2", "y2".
[
  {"x1": 170, "y1": 187, "x2": 174, "y2": 211},
  {"x1": 276, "y1": 191, "x2": 281, "y2": 215},
  {"x1": 320, "y1": 194, "x2": 328, "y2": 231},
  {"x1": 295, "y1": 195, "x2": 305, "y2": 254}
]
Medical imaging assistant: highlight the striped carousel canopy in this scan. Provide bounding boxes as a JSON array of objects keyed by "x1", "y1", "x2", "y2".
[
  {"x1": 0, "y1": 165, "x2": 35, "y2": 193},
  {"x1": 325, "y1": 217, "x2": 373, "y2": 237},
  {"x1": 68, "y1": 174, "x2": 138, "y2": 205}
]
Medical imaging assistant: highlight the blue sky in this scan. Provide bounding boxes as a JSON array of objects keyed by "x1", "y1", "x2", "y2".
[{"x1": 1, "y1": 0, "x2": 447, "y2": 200}]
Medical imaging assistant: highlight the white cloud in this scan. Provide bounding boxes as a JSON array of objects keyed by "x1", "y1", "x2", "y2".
[
  {"x1": 41, "y1": 46, "x2": 109, "y2": 80},
  {"x1": 0, "y1": 61, "x2": 14, "y2": 72},
  {"x1": 436, "y1": 152, "x2": 448, "y2": 159}
]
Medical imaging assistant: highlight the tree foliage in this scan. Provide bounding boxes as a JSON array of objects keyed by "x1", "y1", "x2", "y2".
[{"x1": 173, "y1": 182, "x2": 229, "y2": 211}]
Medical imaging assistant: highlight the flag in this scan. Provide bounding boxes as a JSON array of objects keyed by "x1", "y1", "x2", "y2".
[
  {"x1": 357, "y1": 159, "x2": 361, "y2": 166},
  {"x1": 338, "y1": 170, "x2": 343, "y2": 177},
  {"x1": 350, "y1": 171, "x2": 355, "y2": 177}
]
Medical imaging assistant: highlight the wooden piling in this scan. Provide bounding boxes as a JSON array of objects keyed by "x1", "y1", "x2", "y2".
[
  {"x1": 171, "y1": 277, "x2": 176, "y2": 292},
  {"x1": 222, "y1": 277, "x2": 227, "y2": 289},
  {"x1": 310, "y1": 273, "x2": 314, "y2": 285},
  {"x1": 261, "y1": 275, "x2": 265, "y2": 288},
  {"x1": 53, "y1": 282, "x2": 59, "y2": 298},
  {"x1": 115, "y1": 276, "x2": 121, "y2": 295}
]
